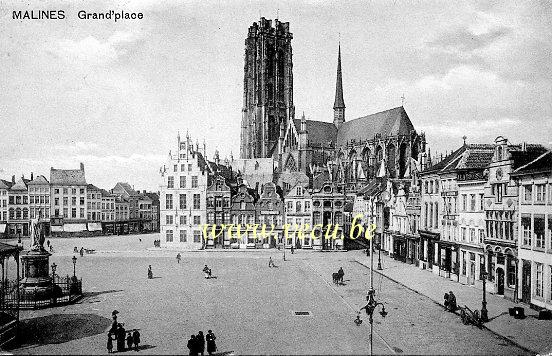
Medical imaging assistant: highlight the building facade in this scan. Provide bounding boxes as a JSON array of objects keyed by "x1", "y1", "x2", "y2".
[
  {"x1": 7, "y1": 177, "x2": 29, "y2": 238},
  {"x1": 256, "y1": 182, "x2": 284, "y2": 248},
  {"x1": 284, "y1": 183, "x2": 312, "y2": 249},
  {"x1": 512, "y1": 150, "x2": 552, "y2": 310},
  {"x1": 229, "y1": 184, "x2": 258, "y2": 248},
  {"x1": 206, "y1": 175, "x2": 232, "y2": 248},
  {"x1": 27, "y1": 174, "x2": 50, "y2": 234}
]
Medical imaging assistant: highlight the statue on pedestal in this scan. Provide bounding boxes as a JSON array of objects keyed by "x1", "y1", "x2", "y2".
[{"x1": 30, "y1": 209, "x2": 45, "y2": 252}]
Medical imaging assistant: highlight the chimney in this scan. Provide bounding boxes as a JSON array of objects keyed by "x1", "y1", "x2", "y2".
[
  {"x1": 522, "y1": 142, "x2": 527, "y2": 152},
  {"x1": 80, "y1": 162, "x2": 84, "y2": 171},
  {"x1": 143, "y1": 190, "x2": 146, "y2": 194},
  {"x1": 11, "y1": 175, "x2": 15, "y2": 184},
  {"x1": 30, "y1": 172, "x2": 34, "y2": 181}
]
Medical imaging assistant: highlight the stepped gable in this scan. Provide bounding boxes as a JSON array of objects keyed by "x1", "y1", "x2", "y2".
[{"x1": 336, "y1": 106, "x2": 414, "y2": 147}]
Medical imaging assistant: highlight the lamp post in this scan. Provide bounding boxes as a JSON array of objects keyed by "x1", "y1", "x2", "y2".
[
  {"x1": 51, "y1": 262, "x2": 57, "y2": 281},
  {"x1": 377, "y1": 242, "x2": 383, "y2": 270},
  {"x1": 481, "y1": 270, "x2": 489, "y2": 322},
  {"x1": 72, "y1": 255, "x2": 77, "y2": 278}
]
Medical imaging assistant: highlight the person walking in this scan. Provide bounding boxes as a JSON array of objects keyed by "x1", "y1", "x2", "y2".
[
  {"x1": 132, "y1": 329, "x2": 141, "y2": 351},
  {"x1": 177, "y1": 253, "x2": 182, "y2": 264},
  {"x1": 187, "y1": 335, "x2": 197, "y2": 356},
  {"x1": 448, "y1": 291, "x2": 457, "y2": 312},
  {"x1": 206, "y1": 330, "x2": 217, "y2": 356},
  {"x1": 116, "y1": 324, "x2": 126, "y2": 352},
  {"x1": 268, "y1": 256, "x2": 275, "y2": 268},
  {"x1": 203, "y1": 265, "x2": 210, "y2": 279},
  {"x1": 197, "y1": 331, "x2": 205, "y2": 356},
  {"x1": 80, "y1": 247, "x2": 84, "y2": 257},
  {"x1": 148, "y1": 265, "x2": 153, "y2": 279}
]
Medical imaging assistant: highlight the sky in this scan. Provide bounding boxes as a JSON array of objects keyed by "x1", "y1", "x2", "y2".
[{"x1": 1, "y1": 0, "x2": 551, "y2": 191}]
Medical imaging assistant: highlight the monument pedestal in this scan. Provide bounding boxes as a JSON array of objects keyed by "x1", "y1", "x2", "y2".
[{"x1": 20, "y1": 249, "x2": 54, "y2": 299}]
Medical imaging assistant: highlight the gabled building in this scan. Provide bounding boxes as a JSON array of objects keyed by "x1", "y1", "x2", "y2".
[
  {"x1": 28, "y1": 174, "x2": 50, "y2": 235},
  {"x1": 229, "y1": 183, "x2": 258, "y2": 248},
  {"x1": 86, "y1": 184, "x2": 103, "y2": 234},
  {"x1": 284, "y1": 183, "x2": 312, "y2": 249},
  {"x1": 112, "y1": 182, "x2": 141, "y2": 233},
  {"x1": 7, "y1": 176, "x2": 30, "y2": 238},
  {"x1": 256, "y1": 182, "x2": 284, "y2": 248},
  {"x1": 100, "y1": 188, "x2": 116, "y2": 234},
  {"x1": 310, "y1": 181, "x2": 349, "y2": 250},
  {"x1": 483, "y1": 137, "x2": 547, "y2": 300},
  {"x1": 206, "y1": 175, "x2": 232, "y2": 248},
  {"x1": 0, "y1": 180, "x2": 11, "y2": 238},
  {"x1": 511, "y1": 149, "x2": 552, "y2": 309}
]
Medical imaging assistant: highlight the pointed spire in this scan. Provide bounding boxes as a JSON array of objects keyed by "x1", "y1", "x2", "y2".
[
  {"x1": 333, "y1": 43, "x2": 345, "y2": 110},
  {"x1": 300, "y1": 111, "x2": 306, "y2": 132}
]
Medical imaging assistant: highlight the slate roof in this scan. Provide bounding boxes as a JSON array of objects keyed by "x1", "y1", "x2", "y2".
[
  {"x1": 508, "y1": 144, "x2": 548, "y2": 170},
  {"x1": 87, "y1": 184, "x2": 101, "y2": 191},
  {"x1": 0, "y1": 180, "x2": 11, "y2": 190},
  {"x1": 114, "y1": 182, "x2": 138, "y2": 197},
  {"x1": 10, "y1": 178, "x2": 29, "y2": 191},
  {"x1": 50, "y1": 167, "x2": 86, "y2": 185},
  {"x1": 336, "y1": 106, "x2": 414, "y2": 147},
  {"x1": 292, "y1": 119, "x2": 338, "y2": 146},
  {"x1": 511, "y1": 150, "x2": 552, "y2": 176},
  {"x1": 28, "y1": 175, "x2": 49, "y2": 185}
]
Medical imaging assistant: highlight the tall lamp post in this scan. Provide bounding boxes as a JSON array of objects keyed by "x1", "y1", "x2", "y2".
[
  {"x1": 377, "y1": 242, "x2": 383, "y2": 270},
  {"x1": 481, "y1": 270, "x2": 489, "y2": 322},
  {"x1": 72, "y1": 256, "x2": 77, "y2": 279},
  {"x1": 359, "y1": 227, "x2": 388, "y2": 356}
]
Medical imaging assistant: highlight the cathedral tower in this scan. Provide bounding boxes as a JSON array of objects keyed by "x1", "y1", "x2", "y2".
[
  {"x1": 333, "y1": 43, "x2": 345, "y2": 128},
  {"x1": 240, "y1": 17, "x2": 295, "y2": 159}
]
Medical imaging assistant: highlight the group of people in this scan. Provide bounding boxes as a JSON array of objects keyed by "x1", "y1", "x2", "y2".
[
  {"x1": 73, "y1": 246, "x2": 85, "y2": 256},
  {"x1": 202, "y1": 265, "x2": 213, "y2": 279},
  {"x1": 153, "y1": 239, "x2": 161, "y2": 248},
  {"x1": 187, "y1": 330, "x2": 217, "y2": 356},
  {"x1": 332, "y1": 267, "x2": 345, "y2": 285},
  {"x1": 107, "y1": 310, "x2": 141, "y2": 353},
  {"x1": 444, "y1": 291, "x2": 458, "y2": 312}
]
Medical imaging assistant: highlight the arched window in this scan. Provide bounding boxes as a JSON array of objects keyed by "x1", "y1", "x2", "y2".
[{"x1": 296, "y1": 201, "x2": 302, "y2": 213}]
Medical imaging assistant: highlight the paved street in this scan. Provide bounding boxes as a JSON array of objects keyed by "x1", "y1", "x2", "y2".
[{"x1": 9, "y1": 234, "x2": 529, "y2": 355}]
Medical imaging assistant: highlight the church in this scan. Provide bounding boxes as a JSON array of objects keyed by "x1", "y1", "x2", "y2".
[{"x1": 239, "y1": 17, "x2": 428, "y2": 191}]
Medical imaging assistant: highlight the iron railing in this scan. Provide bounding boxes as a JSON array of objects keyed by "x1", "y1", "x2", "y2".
[{"x1": 0, "y1": 276, "x2": 82, "y2": 310}]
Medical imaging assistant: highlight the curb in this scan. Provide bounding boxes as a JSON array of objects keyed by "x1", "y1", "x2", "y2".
[{"x1": 353, "y1": 259, "x2": 537, "y2": 355}]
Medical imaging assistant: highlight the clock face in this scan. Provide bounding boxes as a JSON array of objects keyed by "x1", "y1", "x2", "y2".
[{"x1": 495, "y1": 168, "x2": 503, "y2": 181}]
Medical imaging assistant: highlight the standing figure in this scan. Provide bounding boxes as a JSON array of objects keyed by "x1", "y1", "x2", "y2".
[
  {"x1": 206, "y1": 330, "x2": 217, "y2": 356},
  {"x1": 448, "y1": 291, "x2": 457, "y2": 312},
  {"x1": 337, "y1": 267, "x2": 344, "y2": 284},
  {"x1": 116, "y1": 324, "x2": 126, "y2": 352},
  {"x1": 132, "y1": 329, "x2": 141, "y2": 351},
  {"x1": 187, "y1": 335, "x2": 197, "y2": 356},
  {"x1": 443, "y1": 292, "x2": 449, "y2": 310},
  {"x1": 29, "y1": 215, "x2": 44, "y2": 251},
  {"x1": 148, "y1": 265, "x2": 153, "y2": 279},
  {"x1": 126, "y1": 331, "x2": 133, "y2": 350},
  {"x1": 107, "y1": 332, "x2": 113, "y2": 353},
  {"x1": 203, "y1": 265, "x2": 210, "y2": 279},
  {"x1": 197, "y1": 331, "x2": 205, "y2": 356},
  {"x1": 268, "y1": 257, "x2": 275, "y2": 268},
  {"x1": 177, "y1": 253, "x2": 182, "y2": 264},
  {"x1": 80, "y1": 247, "x2": 84, "y2": 257}
]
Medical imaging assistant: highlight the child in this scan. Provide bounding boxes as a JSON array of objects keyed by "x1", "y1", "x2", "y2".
[
  {"x1": 132, "y1": 329, "x2": 141, "y2": 351},
  {"x1": 126, "y1": 331, "x2": 133, "y2": 350},
  {"x1": 107, "y1": 332, "x2": 113, "y2": 353}
]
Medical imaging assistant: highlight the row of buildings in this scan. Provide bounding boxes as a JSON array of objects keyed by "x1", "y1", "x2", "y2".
[
  {"x1": 158, "y1": 16, "x2": 552, "y2": 314},
  {"x1": 0, "y1": 163, "x2": 160, "y2": 238}
]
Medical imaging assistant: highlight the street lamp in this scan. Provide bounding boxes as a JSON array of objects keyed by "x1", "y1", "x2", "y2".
[
  {"x1": 481, "y1": 270, "x2": 489, "y2": 322},
  {"x1": 72, "y1": 255, "x2": 77, "y2": 278},
  {"x1": 51, "y1": 262, "x2": 57, "y2": 281},
  {"x1": 377, "y1": 242, "x2": 383, "y2": 271}
]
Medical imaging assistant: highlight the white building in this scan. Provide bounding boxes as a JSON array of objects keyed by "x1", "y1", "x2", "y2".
[
  {"x1": 512, "y1": 150, "x2": 552, "y2": 310},
  {"x1": 160, "y1": 133, "x2": 208, "y2": 250},
  {"x1": 284, "y1": 183, "x2": 312, "y2": 248}
]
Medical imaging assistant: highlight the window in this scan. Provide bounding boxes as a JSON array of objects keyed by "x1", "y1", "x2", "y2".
[
  {"x1": 535, "y1": 184, "x2": 545, "y2": 203},
  {"x1": 469, "y1": 228, "x2": 475, "y2": 243},
  {"x1": 534, "y1": 215, "x2": 545, "y2": 249},
  {"x1": 63, "y1": 208, "x2": 68, "y2": 217},
  {"x1": 193, "y1": 216, "x2": 201, "y2": 225},
  {"x1": 523, "y1": 185, "x2": 532, "y2": 203},
  {"x1": 461, "y1": 195, "x2": 466, "y2": 211},
  {"x1": 479, "y1": 229, "x2": 484, "y2": 244},
  {"x1": 165, "y1": 194, "x2": 173, "y2": 209},
  {"x1": 180, "y1": 176, "x2": 186, "y2": 188},
  {"x1": 479, "y1": 194, "x2": 484, "y2": 211},
  {"x1": 174, "y1": 164, "x2": 178, "y2": 172},
  {"x1": 80, "y1": 208, "x2": 84, "y2": 218},
  {"x1": 72, "y1": 197, "x2": 76, "y2": 205},
  {"x1": 296, "y1": 187, "x2": 302, "y2": 195},
  {"x1": 80, "y1": 188, "x2": 85, "y2": 194},
  {"x1": 166, "y1": 229, "x2": 173, "y2": 242},
  {"x1": 470, "y1": 194, "x2": 476, "y2": 211},
  {"x1": 30, "y1": 196, "x2": 34, "y2": 204},
  {"x1": 180, "y1": 230, "x2": 187, "y2": 242},
  {"x1": 72, "y1": 208, "x2": 77, "y2": 218},
  {"x1": 63, "y1": 188, "x2": 68, "y2": 194},
  {"x1": 462, "y1": 251, "x2": 466, "y2": 276},
  {"x1": 180, "y1": 194, "x2": 187, "y2": 209},
  {"x1": 192, "y1": 176, "x2": 198, "y2": 188},
  {"x1": 493, "y1": 183, "x2": 504, "y2": 203},
  {"x1": 80, "y1": 197, "x2": 85, "y2": 205},
  {"x1": 434, "y1": 202, "x2": 439, "y2": 228},
  {"x1": 193, "y1": 230, "x2": 201, "y2": 243},
  {"x1": 188, "y1": 164, "x2": 192, "y2": 172},
  {"x1": 166, "y1": 215, "x2": 173, "y2": 224},
  {"x1": 548, "y1": 216, "x2": 552, "y2": 250},
  {"x1": 193, "y1": 194, "x2": 200, "y2": 209},
  {"x1": 305, "y1": 201, "x2": 311, "y2": 212},
  {"x1": 535, "y1": 263, "x2": 543, "y2": 297},
  {"x1": 72, "y1": 188, "x2": 76, "y2": 194},
  {"x1": 507, "y1": 257, "x2": 516, "y2": 287},
  {"x1": 54, "y1": 189, "x2": 59, "y2": 194},
  {"x1": 296, "y1": 201, "x2": 302, "y2": 213},
  {"x1": 167, "y1": 176, "x2": 174, "y2": 189}
]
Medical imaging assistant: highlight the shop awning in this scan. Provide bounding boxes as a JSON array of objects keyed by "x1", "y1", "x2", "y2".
[
  {"x1": 64, "y1": 223, "x2": 87, "y2": 232},
  {"x1": 87, "y1": 222, "x2": 103, "y2": 231},
  {"x1": 0, "y1": 224, "x2": 6, "y2": 233}
]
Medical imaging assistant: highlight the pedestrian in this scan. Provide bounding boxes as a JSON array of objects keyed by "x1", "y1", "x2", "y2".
[
  {"x1": 110, "y1": 310, "x2": 119, "y2": 334},
  {"x1": 448, "y1": 291, "x2": 457, "y2": 312},
  {"x1": 116, "y1": 324, "x2": 126, "y2": 352},
  {"x1": 187, "y1": 335, "x2": 197, "y2": 356},
  {"x1": 148, "y1": 265, "x2": 153, "y2": 279},
  {"x1": 197, "y1": 331, "x2": 205, "y2": 356},
  {"x1": 47, "y1": 240, "x2": 50, "y2": 248},
  {"x1": 126, "y1": 331, "x2": 133, "y2": 350},
  {"x1": 107, "y1": 332, "x2": 113, "y2": 353},
  {"x1": 203, "y1": 265, "x2": 210, "y2": 279},
  {"x1": 132, "y1": 329, "x2": 141, "y2": 351},
  {"x1": 206, "y1": 330, "x2": 217, "y2": 356},
  {"x1": 80, "y1": 247, "x2": 84, "y2": 257},
  {"x1": 291, "y1": 245, "x2": 294, "y2": 254},
  {"x1": 177, "y1": 253, "x2": 182, "y2": 264},
  {"x1": 74, "y1": 246, "x2": 78, "y2": 253},
  {"x1": 268, "y1": 256, "x2": 275, "y2": 268}
]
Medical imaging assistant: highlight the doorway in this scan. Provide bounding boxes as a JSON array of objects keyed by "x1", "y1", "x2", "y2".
[
  {"x1": 522, "y1": 260, "x2": 531, "y2": 303},
  {"x1": 496, "y1": 267, "x2": 505, "y2": 295}
]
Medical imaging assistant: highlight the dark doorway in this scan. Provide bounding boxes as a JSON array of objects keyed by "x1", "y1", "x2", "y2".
[
  {"x1": 497, "y1": 268, "x2": 505, "y2": 295},
  {"x1": 522, "y1": 260, "x2": 531, "y2": 303}
]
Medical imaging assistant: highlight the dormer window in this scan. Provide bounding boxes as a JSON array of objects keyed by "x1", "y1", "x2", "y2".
[{"x1": 497, "y1": 146, "x2": 503, "y2": 161}]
